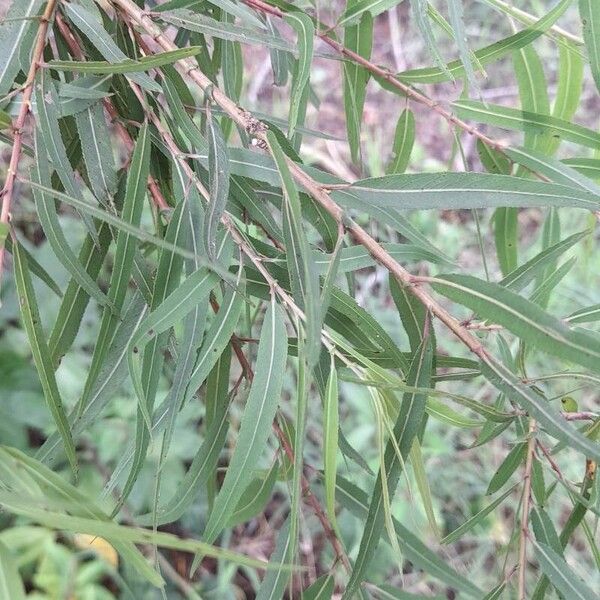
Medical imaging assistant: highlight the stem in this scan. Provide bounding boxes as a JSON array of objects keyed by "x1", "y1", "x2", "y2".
[
  {"x1": 518, "y1": 419, "x2": 537, "y2": 600},
  {"x1": 0, "y1": 0, "x2": 58, "y2": 286}
]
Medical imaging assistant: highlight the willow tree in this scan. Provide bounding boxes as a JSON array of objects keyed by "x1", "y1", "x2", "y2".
[{"x1": 0, "y1": 0, "x2": 599, "y2": 598}]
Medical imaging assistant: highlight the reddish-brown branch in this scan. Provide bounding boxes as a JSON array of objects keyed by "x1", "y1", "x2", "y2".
[{"x1": 0, "y1": 0, "x2": 59, "y2": 285}]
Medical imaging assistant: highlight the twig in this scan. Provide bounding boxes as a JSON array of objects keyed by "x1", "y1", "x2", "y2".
[
  {"x1": 0, "y1": 0, "x2": 59, "y2": 287},
  {"x1": 518, "y1": 419, "x2": 537, "y2": 600}
]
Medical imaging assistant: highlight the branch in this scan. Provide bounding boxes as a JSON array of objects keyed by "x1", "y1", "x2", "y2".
[
  {"x1": 0, "y1": 0, "x2": 59, "y2": 287},
  {"x1": 518, "y1": 419, "x2": 537, "y2": 600}
]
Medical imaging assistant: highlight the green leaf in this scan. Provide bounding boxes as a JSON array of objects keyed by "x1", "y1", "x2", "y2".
[
  {"x1": 494, "y1": 206, "x2": 518, "y2": 276},
  {"x1": 411, "y1": 0, "x2": 451, "y2": 81},
  {"x1": 75, "y1": 102, "x2": 117, "y2": 203},
  {"x1": 228, "y1": 462, "x2": 279, "y2": 527},
  {"x1": 533, "y1": 540, "x2": 600, "y2": 600},
  {"x1": 0, "y1": 541, "x2": 26, "y2": 600},
  {"x1": 336, "y1": 477, "x2": 482, "y2": 597},
  {"x1": 386, "y1": 108, "x2": 415, "y2": 174},
  {"x1": 285, "y1": 12, "x2": 314, "y2": 138},
  {"x1": 567, "y1": 303, "x2": 600, "y2": 324},
  {"x1": 12, "y1": 240, "x2": 78, "y2": 476},
  {"x1": 343, "y1": 327, "x2": 433, "y2": 599},
  {"x1": 500, "y1": 230, "x2": 588, "y2": 292},
  {"x1": 454, "y1": 100, "x2": 600, "y2": 150},
  {"x1": 447, "y1": 0, "x2": 479, "y2": 90},
  {"x1": 323, "y1": 356, "x2": 339, "y2": 534},
  {"x1": 442, "y1": 485, "x2": 516, "y2": 544},
  {"x1": 255, "y1": 518, "x2": 293, "y2": 600},
  {"x1": 0, "y1": 0, "x2": 43, "y2": 96},
  {"x1": 302, "y1": 575, "x2": 334, "y2": 600},
  {"x1": 486, "y1": 442, "x2": 526, "y2": 495},
  {"x1": 431, "y1": 274, "x2": 600, "y2": 375},
  {"x1": 204, "y1": 106, "x2": 229, "y2": 260},
  {"x1": 267, "y1": 130, "x2": 321, "y2": 366},
  {"x1": 338, "y1": 0, "x2": 405, "y2": 27},
  {"x1": 343, "y1": 5, "x2": 373, "y2": 163},
  {"x1": 332, "y1": 172, "x2": 600, "y2": 211},
  {"x1": 202, "y1": 298, "x2": 287, "y2": 543},
  {"x1": 157, "y1": 9, "x2": 295, "y2": 52},
  {"x1": 48, "y1": 47, "x2": 203, "y2": 74},
  {"x1": 398, "y1": 0, "x2": 572, "y2": 84},
  {"x1": 580, "y1": 0, "x2": 600, "y2": 93}
]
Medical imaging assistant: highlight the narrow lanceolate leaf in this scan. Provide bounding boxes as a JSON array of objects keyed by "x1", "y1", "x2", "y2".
[
  {"x1": 343, "y1": 4, "x2": 373, "y2": 163},
  {"x1": 61, "y1": 2, "x2": 161, "y2": 92},
  {"x1": 386, "y1": 108, "x2": 415, "y2": 174},
  {"x1": 202, "y1": 299, "x2": 287, "y2": 544},
  {"x1": 267, "y1": 131, "x2": 321, "y2": 366},
  {"x1": 204, "y1": 107, "x2": 229, "y2": 260},
  {"x1": 255, "y1": 518, "x2": 293, "y2": 600},
  {"x1": 454, "y1": 100, "x2": 600, "y2": 150},
  {"x1": 533, "y1": 541, "x2": 600, "y2": 600},
  {"x1": 336, "y1": 477, "x2": 482, "y2": 597},
  {"x1": 33, "y1": 132, "x2": 112, "y2": 312},
  {"x1": 157, "y1": 9, "x2": 295, "y2": 52},
  {"x1": 339, "y1": 0, "x2": 406, "y2": 27},
  {"x1": 80, "y1": 124, "x2": 151, "y2": 409},
  {"x1": 323, "y1": 357, "x2": 339, "y2": 534},
  {"x1": 47, "y1": 47, "x2": 203, "y2": 75},
  {"x1": 284, "y1": 12, "x2": 314, "y2": 138},
  {"x1": 0, "y1": 0, "x2": 43, "y2": 97},
  {"x1": 494, "y1": 206, "x2": 518, "y2": 276},
  {"x1": 12, "y1": 240, "x2": 77, "y2": 476},
  {"x1": 0, "y1": 541, "x2": 26, "y2": 600},
  {"x1": 302, "y1": 575, "x2": 334, "y2": 600},
  {"x1": 580, "y1": 0, "x2": 600, "y2": 93},
  {"x1": 411, "y1": 0, "x2": 451, "y2": 80},
  {"x1": 500, "y1": 230, "x2": 588, "y2": 292},
  {"x1": 75, "y1": 103, "x2": 117, "y2": 203},
  {"x1": 442, "y1": 485, "x2": 516, "y2": 544},
  {"x1": 447, "y1": 0, "x2": 479, "y2": 90},
  {"x1": 431, "y1": 274, "x2": 600, "y2": 376},
  {"x1": 228, "y1": 462, "x2": 279, "y2": 527},
  {"x1": 567, "y1": 303, "x2": 600, "y2": 324},
  {"x1": 343, "y1": 324, "x2": 433, "y2": 599},
  {"x1": 480, "y1": 358, "x2": 600, "y2": 463},
  {"x1": 331, "y1": 172, "x2": 600, "y2": 211},
  {"x1": 398, "y1": 0, "x2": 571, "y2": 84},
  {"x1": 486, "y1": 443, "x2": 526, "y2": 495}
]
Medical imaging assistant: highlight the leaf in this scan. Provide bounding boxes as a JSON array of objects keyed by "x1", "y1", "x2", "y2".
[
  {"x1": 454, "y1": 100, "x2": 600, "y2": 150},
  {"x1": 61, "y1": 2, "x2": 161, "y2": 92},
  {"x1": 500, "y1": 230, "x2": 588, "y2": 292},
  {"x1": 580, "y1": 0, "x2": 600, "y2": 94},
  {"x1": 32, "y1": 130, "x2": 113, "y2": 312},
  {"x1": 343, "y1": 5, "x2": 373, "y2": 163},
  {"x1": 0, "y1": 0, "x2": 43, "y2": 96},
  {"x1": 228, "y1": 462, "x2": 279, "y2": 528},
  {"x1": 202, "y1": 298, "x2": 287, "y2": 544},
  {"x1": 323, "y1": 356, "x2": 339, "y2": 534},
  {"x1": 12, "y1": 240, "x2": 78, "y2": 476},
  {"x1": 336, "y1": 477, "x2": 482, "y2": 597},
  {"x1": 332, "y1": 172, "x2": 600, "y2": 211},
  {"x1": 267, "y1": 130, "x2": 321, "y2": 366},
  {"x1": 255, "y1": 518, "x2": 293, "y2": 600},
  {"x1": 48, "y1": 47, "x2": 203, "y2": 74},
  {"x1": 387, "y1": 108, "x2": 415, "y2": 174},
  {"x1": 204, "y1": 106, "x2": 229, "y2": 260},
  {"x1": 302, "y1": 575, "x2": 334, "y2": 600},
  {"x1": 486, "y1": 442, "x2": 526, "y2": 495},
  {"x1": 442, "y1": 485, "x2": 516, "y2": 544},
  {"x1": 285, "y1": 12, "x2": 314, "y2": 138},
  {"x1": 338, "y1": 0, "x2": 405, "y2": 27},
  {"x1": 447, "y1": 0, "x2": 479, "y2": 90},
  {"x1": 533, "y1": 541, "x2": 600, "y2": 600},
  {"x1": 410, "y1": 439, "x2": 440, "y2": 536},
  {"x1": 0, "y1": 541, "x2": 26, "y2": 600},
  {"x1": 343, "y1": 326, "x2": 433, "y2": 599},
  {"x1": 431, "y1": 274, "x2": 600, "y2": 376},
  {"x1": 75, "y1": 102, "x2": 117, "y2": 203},
  {"x1": 567, "y1": 303, "x2": 600, "y2": 324},
  {"x1": 494, "y1": 206, "x2": 518, "y2": 276},
  {"x1": 398, "y1": 0, "x2": 572, "y2": 84},
  {"x1": 158, "y1": 9, "x2": 295, "y2": 52}
]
